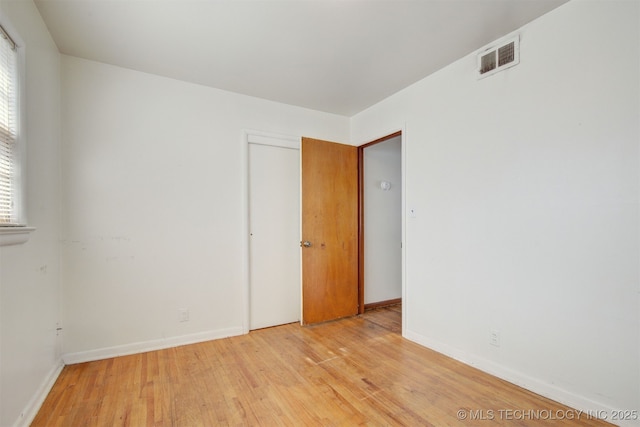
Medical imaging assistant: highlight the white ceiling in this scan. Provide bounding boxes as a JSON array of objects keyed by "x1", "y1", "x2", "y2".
[{"x1": 34, "y1": 0, "x2": 568, "y2": 116}]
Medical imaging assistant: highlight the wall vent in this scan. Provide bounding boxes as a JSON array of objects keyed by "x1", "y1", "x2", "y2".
[{"x1": 477, "y1": 35, "x2": 519, "y2": 79}]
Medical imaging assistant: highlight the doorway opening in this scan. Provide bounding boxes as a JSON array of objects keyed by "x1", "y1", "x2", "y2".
[
  {"x1": 358, "y1": 131, "x2": 402, "y2": 315},
  {"x1": 246, "y1": 131, "x2": 402, "y2": 331}
]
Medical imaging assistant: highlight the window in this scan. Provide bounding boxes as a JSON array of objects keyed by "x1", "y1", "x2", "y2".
[
  {"x1": 0, "y1": 24, "x2": 31, "y2": 245},
  {"x1": 0, "y1": 24, "x2": 19, "y2": 226}
]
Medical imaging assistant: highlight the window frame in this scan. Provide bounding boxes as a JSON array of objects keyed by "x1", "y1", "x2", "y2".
[{"x1": 0, "y1": 22, "x2": 34, "y2": 246}]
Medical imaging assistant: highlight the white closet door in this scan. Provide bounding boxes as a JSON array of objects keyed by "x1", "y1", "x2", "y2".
[{"x1": 249, "y1": 141, "x2": 300, "y2": 330}]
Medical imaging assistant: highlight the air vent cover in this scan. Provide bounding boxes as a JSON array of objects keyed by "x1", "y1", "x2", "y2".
[{"x1": 477, "y1": 36, "x2": 519, "y2": 79}]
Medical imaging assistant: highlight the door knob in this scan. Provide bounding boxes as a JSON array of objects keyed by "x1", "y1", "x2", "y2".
[{"x1": 301, "y1": 241, "x2": 312, "y2": 248}]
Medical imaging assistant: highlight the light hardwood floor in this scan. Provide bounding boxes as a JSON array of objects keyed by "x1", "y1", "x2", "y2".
[{"x1": 32, "y1": 305, "x2": 610, "y2": 426}]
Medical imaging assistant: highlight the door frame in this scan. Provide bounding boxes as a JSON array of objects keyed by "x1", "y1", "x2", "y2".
[
  {"x1": 356, "y1": 128, "x2": 406, "y2": 334},
  {"x1": 242, "y1": 130, "x2": 301, "y2": 334},
  {"x1": 242, "y1": 128, "x2": 406, "y2": 334},
  {"x1": 357, "y1": 130, "x2": 402, "y2": 314}
]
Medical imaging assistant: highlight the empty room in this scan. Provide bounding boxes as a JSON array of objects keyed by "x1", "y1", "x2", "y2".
[{"x1": 0, "y1": 0, "x2": 638, "y2": 425}]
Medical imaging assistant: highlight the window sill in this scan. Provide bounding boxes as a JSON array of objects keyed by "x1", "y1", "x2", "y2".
[{"x1": 0, "y1": 226, "x2": 35, "y2": 246}]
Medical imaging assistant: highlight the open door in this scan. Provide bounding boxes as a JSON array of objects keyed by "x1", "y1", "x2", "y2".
[{"x1": 301, "y1": 137, "x2": 359, "y2": 324}]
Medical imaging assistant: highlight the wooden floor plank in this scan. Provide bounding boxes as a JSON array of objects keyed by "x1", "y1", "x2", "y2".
[{"x1": 32, "y1": 306, "x2": 611, "y2": 426}]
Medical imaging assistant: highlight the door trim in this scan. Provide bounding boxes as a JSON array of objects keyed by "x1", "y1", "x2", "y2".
[
  {"x1": 242, "y1": 129, "x2": 301, "y2": 334},
  {"x1": 356, "y1": 128, "x2": 406, "y2": 334},
  {"x1": 242, "y1": 128, "x2": 406, "y2": 333},
  {"x1": 357, "y1": 131, "x2": 402, "y2": 314}
]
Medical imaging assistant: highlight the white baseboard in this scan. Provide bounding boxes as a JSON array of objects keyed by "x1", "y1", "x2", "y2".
[
  {"x1": 63, "y1": 327, "x2": 245, "y2": 365},
  {"x1": 13, "y1": 359, "x2": 64, "y2": 427},
  {"x1": 404, "y1": 330, "x2": 637, "y2": 427}
]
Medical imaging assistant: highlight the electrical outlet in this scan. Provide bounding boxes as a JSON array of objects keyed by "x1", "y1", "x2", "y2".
[
  {"x1": 490, "y1": 329, "x2": 501, "y2": 347},
  {"x1": 178, "y1": 309, "x2": 189, "y2": 323}
]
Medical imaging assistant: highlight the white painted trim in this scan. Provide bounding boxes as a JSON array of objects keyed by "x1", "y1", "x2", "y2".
[
  {"x1": 298, "y1": 145, "x2": 303, "y2": 325},
  {"x1": 12, "y1": 359, "x2": 64, "y2": 427},
  {"x1": 241, "y1": 130, "x2": 250, "y2": 334},
  {"x1": 62, "y1": 327, "x2": 244, "y2": 365},
  {"x1": 0, "y1": 226, "x2": 35, "y2": 246},
  {"x1": 242, "y1": 129, "x2": 302, "y2": 333},
  {"x1": 247, "y1": 132, "x2": 299, "y2": 150},
  {"x1": 404, "y1": 330, "x2": 635, "y2": 427},
  {"x1": 399, "y1": 126, "x2": 407, "y2": 335}
]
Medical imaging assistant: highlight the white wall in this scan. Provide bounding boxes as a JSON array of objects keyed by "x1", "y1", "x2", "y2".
[
  {"x1": 60, "y1": 55, "x2": 350, "y2": 360},
  {"x1": 5, "y1": 0, "x2": 638, "y2": 423},
  {"x1": 0, "y1": 1, "x2": 62, "y2": 426},
  {"x1": 364, "y1": 136, "x2": 402, "y2": 304},
  {"x1": 352, "y1": 0, "x2": 639, "y2": 421}
]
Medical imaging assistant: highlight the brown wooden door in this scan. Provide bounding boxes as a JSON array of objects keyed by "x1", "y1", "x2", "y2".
[{"x1": 301, "y1": 137, "x2": 358, "y2": 324}]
